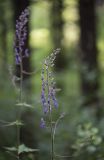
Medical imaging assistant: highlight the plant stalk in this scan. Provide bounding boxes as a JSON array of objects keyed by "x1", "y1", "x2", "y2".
[
  {"x1": 17, "y1": 53, "x2": 23, "y2": 160},
  {"x1": 46, "y1": 68, "x2": 54, "y2": 160}
]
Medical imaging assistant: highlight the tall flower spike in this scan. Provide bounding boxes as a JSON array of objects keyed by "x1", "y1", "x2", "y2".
[
  {"x1": 41, "y1": 49, "x2": 60, "y2": 114},
  {"x1": 14, "y1": 8, "x2": 29, "y2": 65}
]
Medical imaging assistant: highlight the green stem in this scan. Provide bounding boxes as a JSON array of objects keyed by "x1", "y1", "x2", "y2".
[
  {"x1": 53, "y1": 117, "x2": 61, "y2": 149},
  {"x1": 20, "y1": 58, "x2": 23, "y2": 103},
  {"x1": 46, "y1": 68, "x2": 54, "y2": 160},
  {"x1": 17, "y1": 53, "x2": 23, "y2": 160},
  {"x1": 49, "y1": 106, "x2": 54, "y2": 160}
]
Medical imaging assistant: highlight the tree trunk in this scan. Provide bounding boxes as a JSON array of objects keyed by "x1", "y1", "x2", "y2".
[
  {"x1": 79, "y1": 0, "x2": 99, "y2": 108},
  {"x1": 50, "y1": 0, "x2": 66, "y2": 71},
  {"x1": 0, "y1": 2, "x2": 8, "y2": 71}
]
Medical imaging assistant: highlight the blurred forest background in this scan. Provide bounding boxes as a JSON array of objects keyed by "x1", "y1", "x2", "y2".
[{"x1": 0, "y1": 0, "x2": 104, "y2": 160}]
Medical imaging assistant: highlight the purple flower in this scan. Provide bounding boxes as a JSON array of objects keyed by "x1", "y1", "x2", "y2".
[
  {"x1": 14, "y1": 8, "x2": 30, "y2": 65},
  {"x1": 50, "y1": 87, "x2": 58, "y2": 108},
  {"x1": 41, "y1": 68, "x2": 49, "y2": 113},
  {"x1": 15, "y1": 54, "x2": 21, "y2": 65},
  {"x1": 41, "y1": 49, "x2": 59, "y2": 113},
  {"x1": 41, "y1": 90, "x2": 48, "y2": 114},
  {"x1": 40, "y1": 118, "x2": 46, "y2": 128},
  {"x1": 25, "y1": 49, "x2": 29, "y2": 57}
]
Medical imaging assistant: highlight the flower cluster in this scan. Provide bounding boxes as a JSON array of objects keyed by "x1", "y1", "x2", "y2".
[
  {"x1": 40, "y1": 49, "x2": 60, "y2": 128},
  {"x1": 14, "y1": 8, "x2": 29, "y2": 65},
  {"x1": 40, "y1": 118, "x2": 46, "y2": 128}
]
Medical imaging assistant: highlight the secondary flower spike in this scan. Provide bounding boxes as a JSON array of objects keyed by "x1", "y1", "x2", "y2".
[{"x1": 14, "y1": 8, "x2": 29, "y2": 65}]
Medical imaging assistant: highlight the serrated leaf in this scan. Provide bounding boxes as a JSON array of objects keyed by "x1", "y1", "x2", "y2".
[{"x1": 18, "y1": 144, "x2": 39, "y2": 155}]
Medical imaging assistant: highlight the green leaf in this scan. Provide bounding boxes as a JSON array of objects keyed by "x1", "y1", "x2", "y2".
[
  {"x1": 4, "y1": 146, "x2": 17, "y2": 152},
  {"x1": 16, "y1": 103, "x2": 33, "y2": 108},
  {"x1": 15, "y1": 120, "x2": 24, "y2": 126},
  {"x1": 18, "y1": 144, "x2": 39, "y2": 155},
  {"x1": 1, "y1": 120, "x2": 23, "y2": 127}
]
